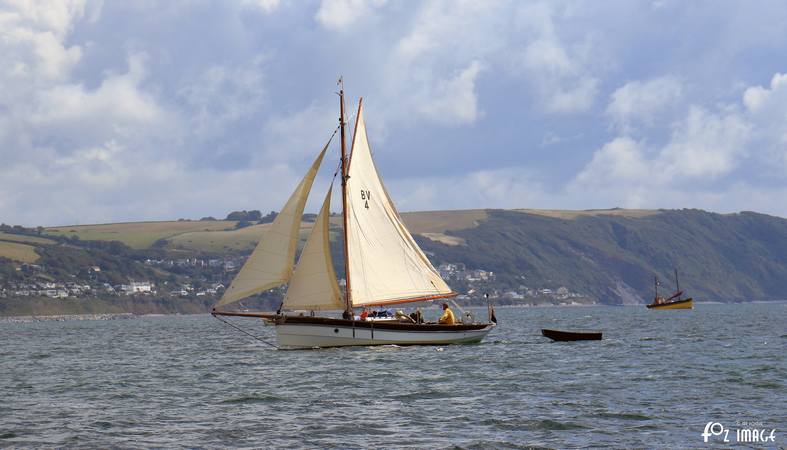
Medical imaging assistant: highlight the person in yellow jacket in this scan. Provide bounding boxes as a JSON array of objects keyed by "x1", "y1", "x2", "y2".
[{"x1": 438, "y1": 302, "x2": 455, "y2": 325}]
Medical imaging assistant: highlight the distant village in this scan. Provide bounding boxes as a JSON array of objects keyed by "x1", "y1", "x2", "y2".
[
  {"x1": 0, "y1": 258, "x2": 240, "y2": 300},
  {"x1": 1, "y1": 256, "x2": 586, "y2": 305},
  {"x1": 435, "y1": 262, "x2": 586, "y2": 304}
]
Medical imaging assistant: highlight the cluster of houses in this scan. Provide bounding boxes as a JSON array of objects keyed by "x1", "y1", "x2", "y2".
[
  {"x1": 437, "y1": 263, "x2": 494, "y2": 282},
  {"x1": 0, "y1": 273, "x2": 225, "y2": 300},
  {"x1": 168, "y1": 283, "x2": 225, "y2": 297},
  {"x1": 500, "y1": 285, "x2": 583, "y2": 300},
  {"x1": 1, "y1": 281, "x2": 92, "y2": 299},
  {"x1": 437, "y1": 262, "x2": 585, "y2": 302},
  {"x1": 0, "y1": 280, "x2": 156, "y2": 299},
  {"x1": 144, "y1": 257, "x2": 240, "y2": 271}
]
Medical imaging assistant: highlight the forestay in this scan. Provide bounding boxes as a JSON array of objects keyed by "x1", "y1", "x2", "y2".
[
  {"x1": 282, "y1": 186, "x2": 343, "y2": 311},
  {"x1": 345, "y1": 102, "x2": 454, "y2": 306},
  {"x1": 216, "y1": 144, "x2": 329, "y2": 307}
]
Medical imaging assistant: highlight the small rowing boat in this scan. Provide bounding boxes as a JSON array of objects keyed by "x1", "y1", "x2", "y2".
[{"x1": 541, "y1": 328, "x2": 602, "y2": 341}]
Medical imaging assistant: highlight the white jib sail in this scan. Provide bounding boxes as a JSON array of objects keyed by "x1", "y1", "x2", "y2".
[
  {"x1": 282, "y1": 185, "x2": 343, "y2": 311},
  {"x1": 216, "y1": 144, "x2": 329, "y2": 307},
  {"x1": 345, "y1": 101, "x2": 454, "y2": 307}
]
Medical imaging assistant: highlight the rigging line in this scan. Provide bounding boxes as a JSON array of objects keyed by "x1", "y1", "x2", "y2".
[
  {"x1": 212, "y1": 314, "x2": 280, "y2": 349},
  {"x1": 332, "y1": 160, "x2": 342, "y2": 179},
  {"x1": 329, "y1": 124, "x2": 340, "y2": 140}
]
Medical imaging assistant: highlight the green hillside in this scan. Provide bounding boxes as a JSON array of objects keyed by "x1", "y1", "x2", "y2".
[{"x1": 416, "y1": 209, "x2": 787, "y2": 304}]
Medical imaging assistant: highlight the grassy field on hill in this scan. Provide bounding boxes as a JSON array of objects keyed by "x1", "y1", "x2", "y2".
[
  {"x1": 40, "y1": 210, "x2": 490, "y2": 252},
  {"x1": 45, "y1": 221, "x2": 237, "y2": 249},
  {"x1": 0, "y1": 241, "x2": 40, "y2": 263},
  {"x1": 0, "y1": 232, "x2": 57, "y2": 246},
  {"x1": 0, "y1": 232, "x2": 59, "y2": 262},
  {"x1": 166, "y1": 223, "x2": 271, "y2": 252}
]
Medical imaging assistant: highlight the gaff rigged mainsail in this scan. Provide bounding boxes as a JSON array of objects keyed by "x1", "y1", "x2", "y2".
[
  {"x1": 216, "y1": 143, "x2": 329, "y2": 307},
  {"x1": 345, "y1": 101, "x2": 454, "y2": 307},
  {"x1": 282, "y1": 186, "x2": 343, "y2": 311}
]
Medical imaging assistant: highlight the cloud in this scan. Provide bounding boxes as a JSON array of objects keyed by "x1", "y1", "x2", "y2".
[
  {"x1": 510, "y1": 2, "x2": 600, "y2": 114},
  {"x1": 659, "y1": 106, "x2": 750, "y2": 179},
  {"x1": 414, "y1": 61, "x2": 484, "y2": 125},
  {"x1": 575, "y1": 137, "x2": 649, "y2": 186},
  {"x1": 606, "y1": 75, "x2": 683, "y2": 132},
  {"x1": 3, "y1": 1, "x2": 787, "y2": 226},
  {"x1": 262, "y1": 102, "x2": 338, "y2": 163},
  {"x1": 242, "y1": 0, "x2": 281, "y2": 14},
  {"x1": 577, "y1": 105, "x2": 751, "y2": 188},
  {"x1": 314, "y1": 0, "x2": 386, "y2": 31},
  {"x1": 0, "y1": 0, "x2": 86, "y2": 84},
  {"x1": 32, "y1": 54, "x2": 163, "y2": 128},
  {"x1": 390, "y1": 166, "x2": 556, "y2": 212},
  {"x1": 177, "y1": 57, "x2": 267, "y2": 140},
  {"x1": 743, "y1": 73, "x2": 787, "y2": 171}
]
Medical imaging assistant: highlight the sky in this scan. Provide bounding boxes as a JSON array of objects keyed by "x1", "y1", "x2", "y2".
[{"x1": 2, "y1": 0, "x2": 787, "y2": 226}]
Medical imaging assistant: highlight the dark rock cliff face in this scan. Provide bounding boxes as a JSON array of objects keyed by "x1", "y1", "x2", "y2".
[{"x1": 416, "y1": 209, "x2": 787, "y2": 305}]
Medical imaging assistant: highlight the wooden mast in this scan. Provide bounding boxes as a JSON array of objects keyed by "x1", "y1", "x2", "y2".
[
  {"x1": 654, "y1": 275, "x2": 658, "y2": 301},
  {"x1": 674, "y1": 268, "x2": 680, "y2": 300},
  {"x1": 338, "y1": 77, "x2": 353, "y2": 318}
]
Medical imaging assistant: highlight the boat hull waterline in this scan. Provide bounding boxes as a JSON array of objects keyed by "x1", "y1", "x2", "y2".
[
  {"x1": 213, "y1": 311, "x2": 494, "y2": 349},
  {"x1": 277, "y1": 322, "x2": 493, "y2": 349},
  {"x1": 646, "y1": 298, "x2": 694, "y2": 310},
  {"x1": 276, "y1": 316, "x2": 494, "y2": 349}
]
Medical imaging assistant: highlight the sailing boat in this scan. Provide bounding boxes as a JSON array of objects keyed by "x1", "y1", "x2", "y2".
[
  {"x1": 646, "y1": 269, "x2": 693, "y2": 310},
  {"x1": 212, "y1": 82, "x2": 495, "y2": 349}
]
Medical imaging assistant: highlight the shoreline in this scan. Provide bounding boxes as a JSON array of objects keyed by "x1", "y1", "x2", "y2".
[
  {"x1": 0, "y1": 313, "x2": 138, "y2": 323},
  {"x1": 3, "y1": 300, "x2": 786, "y2": 322}
]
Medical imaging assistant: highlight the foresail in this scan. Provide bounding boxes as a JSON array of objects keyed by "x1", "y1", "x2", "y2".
[
  {"x1": 215, "y1": 144, "x2": 329, "y2": 307},
  {"x1": 282, "y1": 186, "x2": 343, "y2": 311},
  {"x1": 345, "y1": 102, "x2": 454, "y2": 307}
]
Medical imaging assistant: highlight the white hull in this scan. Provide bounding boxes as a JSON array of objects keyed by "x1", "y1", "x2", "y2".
[{"x1": 275, "y1": 321, "x2": 494, "y2": 349}]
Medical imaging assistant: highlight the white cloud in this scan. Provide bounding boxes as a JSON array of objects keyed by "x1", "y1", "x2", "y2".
[
  {"x1": 415, "y1": 61, "x2": 484, "y2": 125},
  {"x1": 0, "y1": 0, "x2": 87, "y2": 84},
  {"x1": 31, "y1": 54, "x2": 162, "y2": 127},
  {"x1": 606, "y1": 75, "x2": 683, "y2": 131},
  {"x1": 507, "y1": 3, "x2": 601, "y2": 114},
  {"x1": 242, "y1": 0, "x2": 281, "y2": 14},
  {"x1": 388, "y1": 165, "x2": 559, "y2": 213},
  {"x1": 743, "y1": 73, "x2": 787, "y2": 171},
  {"x1": 576, "y1": 105, "x2": 751, "y2": 190},
  {"x1": 660, "y1": 106, "x2": 750, "y2": 179},
  {"x1": 575, "y1": 137, "x2": 649, "y2": 186},
  {"x1": 545, "y1": 77, "x2": 599, "y2": 114},
  {"x1": 315, "y1": 0, "x2": 386, "y2": 31}
]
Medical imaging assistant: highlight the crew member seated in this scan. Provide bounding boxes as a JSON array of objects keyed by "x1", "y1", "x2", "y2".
[{"x1": 438, "y1": 302, "x2": 455, "y2": 325}]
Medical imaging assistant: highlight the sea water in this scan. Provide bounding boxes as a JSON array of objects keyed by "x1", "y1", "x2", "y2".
[{"x1": 1, "y1": 303, "x2": 785, "y2": 448}]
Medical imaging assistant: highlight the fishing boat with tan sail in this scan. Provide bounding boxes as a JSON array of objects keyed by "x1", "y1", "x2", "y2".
[{"x1": 212, "y1": 80, "x2": 496, "y2": 349}]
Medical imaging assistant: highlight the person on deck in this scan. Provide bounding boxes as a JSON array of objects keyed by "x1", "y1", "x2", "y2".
[
  {"x1": 359, "y1": 307, "x2": 369, "y2": 321},
  {"x1": 438, "y1": 302, "x2": 455, "y2": 325}
]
